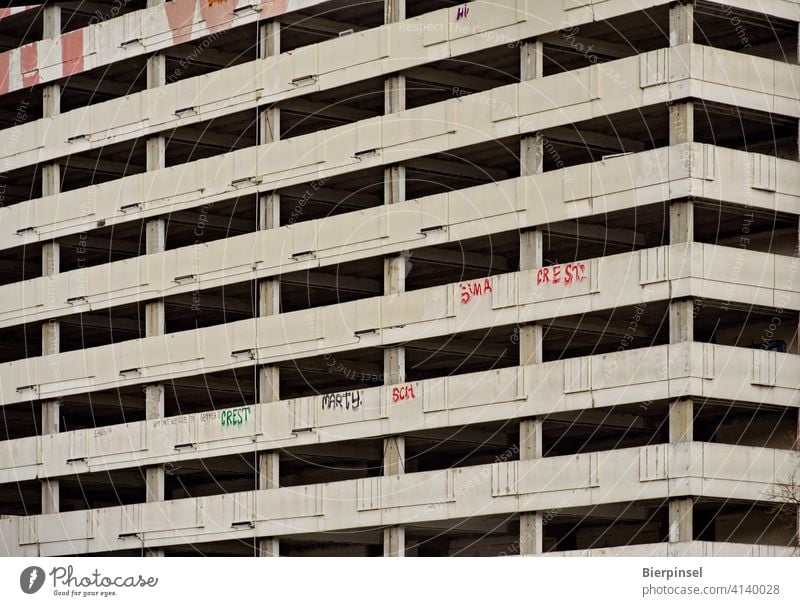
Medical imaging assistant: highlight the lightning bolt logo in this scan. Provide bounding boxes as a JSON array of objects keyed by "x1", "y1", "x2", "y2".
[{"x1": 20, "y1": 566, "x2": 45, "y2": 594}]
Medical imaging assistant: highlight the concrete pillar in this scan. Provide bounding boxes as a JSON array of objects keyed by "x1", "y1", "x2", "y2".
[
  {"x1": 256, "y1": 18, "x2": 281, "y2": 554},
  {"x1": 383, "y1": 435, "x2": 406, "y2": 556},
  {"x1": 668, "y1": 2, "x2": 694, "y2": 151},
  {"x1": 669, "y1": 497, "x2": 693, "y2": 543},
  {"x1": 258, "y1": 20, "x2": 281, "y2": 143},
  {"x1": 669, "y1": 1, "x2": 694, "y2": 47},
  {"x1": 143, "y1": 27, "x2": 166, "y2": 556},
  {"x1": 666, "y1": 38, "x2": 695, "y2": 543},
  {"x1": 382, "y1": 0, "x2": 407, "y2": 557},
  {"x1": 40, "y1": 2, "x2": 62, "y2": 516},
  {"x1": 670, "y1": 199, "x2": 694, "y2": 244},
  {"x1": 143, "y1": 214, "x2": 165, "y2": 509},
  {"x1": 519, "y1": 227, "x2": 543, "y2": 367},
  {"x1": 669, "y1": 299, "x2": 694, "y2": 344},
  {"x1": 519, "y1": 39, "x2": 545, "y2": 370},
  {"x1": 40, "y1": 219, "x2": 60, "y2": 516},
  {"x1": 384, "y1": 0, "x2": 405, "y2": 24},
  {"x1": 41, "y1": 398, "x2": 60, "y2": 514},
  {"x1": 256, "y1": 360, "x2": 281, "y2": 556},
  {"x1": 669, "y1": 399, "x2": 693, "y2": 443},
  {"x1": 519, "y1": 418, "x2": 543, "y2": 555},
  {"x1": 517, "y1": 40, "x2": 546, "y2": 552}
]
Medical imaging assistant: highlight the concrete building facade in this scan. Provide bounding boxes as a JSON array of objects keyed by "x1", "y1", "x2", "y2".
[{"x1": 0, "y1": 0, "x2": 798, "y2": 556}]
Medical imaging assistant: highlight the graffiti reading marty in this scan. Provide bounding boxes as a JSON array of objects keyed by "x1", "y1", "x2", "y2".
[{"x1": 20, "y1": 565, "x2": 158, "y2": 595}]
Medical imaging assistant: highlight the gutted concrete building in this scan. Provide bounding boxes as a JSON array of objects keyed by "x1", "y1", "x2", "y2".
[{"x1": 0, "y1": 0, "x2": 798, "y2": 557}]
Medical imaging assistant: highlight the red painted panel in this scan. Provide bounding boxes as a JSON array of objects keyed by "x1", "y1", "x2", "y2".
[
  {"x1": 200, "y1": 0, "x2": 236, "y2": 34},
  {"x1": 20, "y1": 43, "x2": 38, "y2": 88},
  {"x1": 0, "y1": 51, "x2": 9, "y2": 95},
  {"x1": 165, "y1": 0, "x2": 198, "y2": 45},
  {"x1": 260, "y1": 0, "x2": 289, "y2": 20},
  {"x1": 61, "y1": 29, "x2": 84, "y2": 77}
]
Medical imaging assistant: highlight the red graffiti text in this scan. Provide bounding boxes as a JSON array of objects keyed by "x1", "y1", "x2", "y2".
[
  {"x1": 536, "y1": 263, "x2": 587, "y2": 286},
  {"x1": 460, "y1": 278, "x2": 493, "y2": 304}
]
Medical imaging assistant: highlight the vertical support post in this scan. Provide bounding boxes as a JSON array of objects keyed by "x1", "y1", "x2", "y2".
[
  {"x1": 382, "y1": 0, "x2": 407, "y2": 558},
  {"x1": 669, "y1": 497, "x2": 694, "y2": 543},
  {"x1": 519, "y1": 419, "x2": 543, "y2": 555},
  {"x1": 517, "y1": 38, "x2": 546, "y2": 556},
  {"x1": 667, "y1": 2, "x2": 695, "y2": 546},
  {"x1": 669, "y1": 399, "x2": 694, "y2": 443},
  {"x1": 256, "y1": 18, "x2": 283, "y2": 558},
  {"x1": 519, "y1": 39, "x2": 545, "y2": 367},
  {"x1": 669, "y1": 0, "x2": 694, "y2": 47},
  {"x1": 382, "y1": 435, "x2": 406, "y2": 557},
  {"x1": 143, "y1": 16, "x2": 166, "y2": 557},
  {"x1": 40, "y1": 2, "x2": 62, "y2": 515}
]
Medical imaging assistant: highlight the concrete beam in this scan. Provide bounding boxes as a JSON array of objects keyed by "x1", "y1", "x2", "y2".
[
  {"x1": 283, "y1": 98, "x2": 380, "y2": 123},
  {"x1": 405, "y1": 66, "x2": 504, "y2": 92},
  {"x1": 546, "y1": 126, "x2": 648, "y2": 154},
  {"x1": 405, "y1": 157, "x2": 508, "y2": 182},
  {"x1": 541, "y1": 33, "x2": 633, "y2": 59}
]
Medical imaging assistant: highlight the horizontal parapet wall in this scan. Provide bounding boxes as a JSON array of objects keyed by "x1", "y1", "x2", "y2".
[
  {"x1": 1, "y1": 342, "x2": 799, "y2": 484},
  {"x1": 0, "y1": 144, "x2": 695, "y2": 324},
  {"x1": 545, "y1": 541, "x2": 797, "y2": 557},
  {"x1": 0, "y1": 442, "x2": 796, "y2": 555},
  {"x1": 0, "y1": 0, "x2": 325, "y2": 96},
  {"x1": 0, "y1": 31, "x2": 796, "y2": 174},
  {"x1": 1, "y1": 243, "x2": 797, "y2": 407},
  {"x1": 0, "y1": 205, "x2": 798, "y2": 329},
  {"x1": 0, "y1": 0, "x2": 797, "y2": 98},
  {"x1": 3, "y1": 44, "x2": 799, "y2": 248}
]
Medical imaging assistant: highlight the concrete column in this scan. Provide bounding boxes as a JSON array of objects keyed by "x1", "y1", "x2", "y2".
[
  {"x1": 40, "y1": 2, "x2": 62, "y2": 516},
  {"x1": 519, "y1": 229, "x2": 543, "y2": 366},
  {"x1": 519, "y1": 418, "x2": 543, "y2": 555},
  {"x1": 519, "y1": 39, "x2": 545, "y2": 371},
  {"x1": 258, "y1": 19, "x2": 281, "y2": 143},
  {"x1": 382, "y1": 0, "x2": 407, "y2": 557},
  {"x1": 669, "y1": 497, "x2": 693, "y2": 543},
  {"x1": 384, "y1": 0, "x2": 405, "y2": 24},
  {"x1": 41, "y1": 398, "x2": 60, "y2": 514},
  {"x1": 670, "y1": 199, "x2": 694, "y2": 244},
  {"x1": 665, "y1": 22, "x2": 695, "y2": 542},
  {"x1": 256, "y1": 195, "x2": 280, "y2": 557},
  {"x1": 669, "y1": 399, "x2": 693, "y2": 443},
  {"x1": 143, "y1": 33, "x2": 166, "y2": 557},
  {"x1": 256, "y1": 360, "x2": 281, "y2": 557},
  {"x1": 40, "y1": 216, "x2": 60, "y2": 516},
  {"x1": 143, "y1": 217, "x2": 165, "y2": 506},
  {"x1": 668, "y1": 2, "x2": 694, "y2": 151},
  {"x1": 383, "y1": 435, "x2": 406, "y2": 556},
  {"x1": 669, "y1": 299, "x2": 694, "y2": 343},
  {"x1": 256, "y1": 18, "x2": 281, "y2": 554},
  {"x1": 518, "y1": 43, "x2": 545, "y2": 548},
  {"x1": 669, "y1": 1, "x2": 694, "y2": 47}
]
